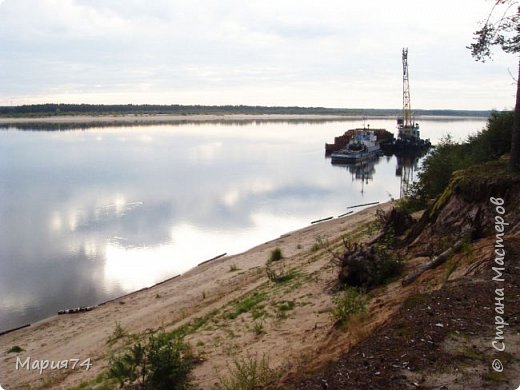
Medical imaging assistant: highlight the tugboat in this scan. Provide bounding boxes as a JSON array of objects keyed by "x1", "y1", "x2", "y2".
[
  {"x1": 325, "y1": 126, "x2": 394, "y2": 155},
  {"x1": 330, "y1": 129, "x2": 382, "y2": 164}
]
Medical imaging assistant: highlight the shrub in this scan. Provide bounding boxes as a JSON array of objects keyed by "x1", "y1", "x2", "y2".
[
  {"x1": 414, "y1": 111, "x2": 513, "y2": 201},
  {"x1": 331, "y1": 287, "x2": 366, "y2": 326},
  {"x1": 218, "y1": 354, "x2": 278, "y2": 390},
  {"x1": 252, "y1": 321, "x2": 265, "y2": 336},
  {"x1": 107, "y1": 322, "x2": 126, "y2": 345},
  {"x1": 396, "y1": 194, "x2": 428, "y2": 214},
  {"x1": 310, "y1": 235, "x2": 328, "y2": 252},
  {"x1": 269, "y1": 247, "x2": 283, "y2": 262},
  {"x1": 107, "y1": 332, "x2": 192, "y2": 389},
  {"x1": 7, "y1": 345, "x2": 23, "y2": 353}
]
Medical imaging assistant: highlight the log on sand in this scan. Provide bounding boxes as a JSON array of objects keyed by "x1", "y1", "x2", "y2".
[{"x1": 402, "y1": 236, "x2": 468, "y2": 286}]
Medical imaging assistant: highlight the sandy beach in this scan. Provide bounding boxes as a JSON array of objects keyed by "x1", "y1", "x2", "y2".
[
  {"x1": 0, "y1": 202, "x2": 398, "y2": 389},
  {"x1": 0, "y1": 114, "x2": 357, "y2": 125},
  {"x1": 0, "y1": 113, "x2": 486, "y2": 126}
]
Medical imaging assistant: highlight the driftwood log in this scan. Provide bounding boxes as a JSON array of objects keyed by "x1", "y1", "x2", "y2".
[{"x1": 401, "y1": 236, "x2": 468, "y2": 286}]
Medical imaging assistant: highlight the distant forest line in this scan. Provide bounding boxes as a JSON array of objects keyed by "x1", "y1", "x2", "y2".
[{"x1": 0, "y1": 104, "x2": 491, "y2": 117}]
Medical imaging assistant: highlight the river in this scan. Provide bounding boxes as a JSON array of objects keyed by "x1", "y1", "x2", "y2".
[{"x1": 0, "y1": 116, "x2": 487, "y2": 331}]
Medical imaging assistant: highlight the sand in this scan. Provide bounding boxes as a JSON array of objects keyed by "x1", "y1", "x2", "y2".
[
  {"x1": 0, "y1": 202, "x2": 397, "y2": 389},
  {"x1": 0, "y1": 113, "x2": 487, "y2": 126},
  {"x1": 0, "y1": 114, "x2": 362, "y2": 125}
]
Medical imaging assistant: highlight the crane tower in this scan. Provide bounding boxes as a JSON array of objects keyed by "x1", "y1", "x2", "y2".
[{"x1": 397, "y1": 48, "x2": 420, "y2": 140}]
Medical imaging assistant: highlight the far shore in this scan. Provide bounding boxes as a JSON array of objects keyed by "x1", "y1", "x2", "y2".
[{"x1": 0, "y1": 113, "x2": 489, "y2": 125}]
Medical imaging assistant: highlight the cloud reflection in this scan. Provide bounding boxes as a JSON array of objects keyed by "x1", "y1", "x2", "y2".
[{"x1": 0, "y1": 119, "x2": 486, "y2": 330}]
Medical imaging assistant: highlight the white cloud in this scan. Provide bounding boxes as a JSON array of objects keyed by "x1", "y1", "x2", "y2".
[{"x1": 0, "y1": 0, "x2": 516, "y2": 109}]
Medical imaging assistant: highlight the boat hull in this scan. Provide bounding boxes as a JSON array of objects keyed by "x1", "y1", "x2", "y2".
[{"x1": 330, "y1": 149, "x2": 380, "y2": 164}]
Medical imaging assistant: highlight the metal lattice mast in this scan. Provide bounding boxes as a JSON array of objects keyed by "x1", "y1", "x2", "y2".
[{"x1": 402, "y1": 48, "x2": 412, "y2": 128}]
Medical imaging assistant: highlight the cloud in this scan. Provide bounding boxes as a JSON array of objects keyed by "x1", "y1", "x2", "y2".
[{"x1": 0, "y1": 0, "x2": 516, "y2": 109}]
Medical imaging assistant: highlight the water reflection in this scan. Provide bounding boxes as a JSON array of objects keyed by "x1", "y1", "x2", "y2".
[
  {"x1": 0, "y1": 119, "x2": 486, "y2": 331},
  {"x1": 330, "y1": 157, "x2": 381, "y2": 195},
  {"x1": 395, "y1": 153, "x2": 424, "y2": 197}
]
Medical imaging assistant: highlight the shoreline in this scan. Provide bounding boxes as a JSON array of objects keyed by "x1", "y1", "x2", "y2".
[
  {"x1": 0, "y1": 202, "x2": 394, "y2": 388},
  {"x1": 0, "y1": 205, "x2": 374, "y2": 336},
  {"x1": 0, "y1": 113, "x2": 489, "y2": 125}
]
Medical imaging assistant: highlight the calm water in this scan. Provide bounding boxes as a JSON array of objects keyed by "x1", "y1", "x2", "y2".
[{"x1": 0, "y1": 117, "x2": 486, "y2": 331}]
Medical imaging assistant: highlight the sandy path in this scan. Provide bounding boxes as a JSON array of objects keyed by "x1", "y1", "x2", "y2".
[{"x1": 0, "y1": 202, "x2": 393, "y2": 389}]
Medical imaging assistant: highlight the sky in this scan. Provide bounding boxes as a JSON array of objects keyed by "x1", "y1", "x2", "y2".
[{"x1": 0, "y1": 0, "x2": 517, "y2": 110}]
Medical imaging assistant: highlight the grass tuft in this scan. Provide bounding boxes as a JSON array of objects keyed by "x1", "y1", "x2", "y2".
[
  {"x1": 7, "y1": 345, "x2": 24, "y2": 353},
  {"x1": 218, "y1": 354, "x2": 279, "y2": 390},
  {"x1": 269, "y1": 248, "x2": 283, "y2": 262},
  {"x1": 331, "y1": 287, "x2": 366, "y2": 326}
]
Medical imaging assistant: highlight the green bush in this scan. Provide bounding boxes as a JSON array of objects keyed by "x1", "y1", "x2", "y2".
[
  {"x1": 414, "y1": 111, "x2": 513, "y2": 201},
  {"x1": 466, "y1": 111, "x2": 513, "y2": 162},
  {"x1": 218, "y1": 354, "x2": 278, "y2": 390},
  {"x1": 269, "y1": 247, "x2": 283, "y2": 262},
  {"x1": 396, "y1": 194, "x2": 428, "y2": 214},
  {"x1": 107, "y1": 321, "x2": 126, "y2": 345},
  {"x1": 108, "y1": 332, "x2": 192, "y2": 389},
  {"x1": 331, "y1": 287, "x2": 366, "y2": 326},
  {"x1": 252, "y1": 321, "x2": 265, "y2": 336},
  {"x1": 7, "y1": 345, "x2": 23, "y2": 353}
]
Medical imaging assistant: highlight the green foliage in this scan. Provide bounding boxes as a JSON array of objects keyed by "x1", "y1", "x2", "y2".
[
  {"x1": 147, "y1": 334, "x2": 192, "y2": 390},
  {"x1": 0, "y1": 104, "x2": 491, "y2": 119},
  {"x1": 468, "y1": 0, "x2": 519, "y2": 61},
  {"x1": 226, "y1": 293, "x2": 266, "y2": 320},
  {"x1": 275, "y1": 300, "x2": 296, "y2": 320},
  {"x1": 466, "y1": 111, "x2": 514, "y2": 161},
  {"x1": 415, "y1": 111, "x2": 513, "y2": 200},
  {"x1": 331, "y1": 287, "x2": 366, "y2": 326},
  {"x1": 107, "y1": 332, "x2": 192, "y2": 389},
  {"x1": 373, "y1": 239, "x2": 404, "y2": 283},
  {"x1": 218, "y1": 354, "x2": 278, "y2": 390},
  {"x1": 252, "y1": 321, "x2": 265, "y2": 336},
  {"x1": 265, "y1": 262, "x2": 299, "y2": 284},
  {"x1": 269, "y1": 247, "x2": 283, "y2": 262},
  {"x1": 396, "y1": 194, "x2": 427, "y2": 214},
  {"x1": 107, "y1": 321, "x2": 126, "y2": 345},
  {"x1": 310, "y1": 235, "x2": 329, "y2": 252},
  {"x1": 7, "y1": 345, "x2": 23, "y2": 353},
  {"x1": 166, "y1": 311, "x2": 216, "y2": 340},
  {"x1": 276, "y1": 300, "x2": 295, "y2": 312}
]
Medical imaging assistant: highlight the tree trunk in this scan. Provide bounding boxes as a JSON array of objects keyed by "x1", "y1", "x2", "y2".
[
  {"x1": 510, "y1": 57, "x2": 520, "y2": 172},
  {"x1": 401, "y1": 236, "x2": 467, "y2": 286}
]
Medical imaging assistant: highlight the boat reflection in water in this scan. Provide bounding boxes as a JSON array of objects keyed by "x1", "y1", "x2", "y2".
[
  {"x1": 330, "y1": 155, "x2": 380, "y2": 195},
  {"x1": 328, "y1": 150, "x2": 428, "y2": 198},
  {"x1": 395, "y1": 150, "x2": 428, "y2": 198}
]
